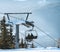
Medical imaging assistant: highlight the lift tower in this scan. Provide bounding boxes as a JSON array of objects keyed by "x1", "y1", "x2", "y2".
[{"x1": 3, "y1": 12, "x2": 32, "y2": 48}]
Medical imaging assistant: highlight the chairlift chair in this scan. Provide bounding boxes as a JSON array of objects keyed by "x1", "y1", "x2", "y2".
[{"x1": 25, "y1": 30, "x2": 38, "y2": 42}]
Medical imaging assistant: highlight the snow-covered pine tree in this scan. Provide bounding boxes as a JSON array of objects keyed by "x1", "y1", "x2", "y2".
[{"x1": 0, "y1": 16, "x2": 15, "y2": 49}]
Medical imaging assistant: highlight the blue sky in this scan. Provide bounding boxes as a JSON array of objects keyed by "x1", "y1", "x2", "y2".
[{"x1": 0, "y1": 0, "x2": 60, "y2": 47}]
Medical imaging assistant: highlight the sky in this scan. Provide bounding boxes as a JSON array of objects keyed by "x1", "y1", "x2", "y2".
[{"x1": 0, "y1": 0, "x2": 60, "y2": 47}]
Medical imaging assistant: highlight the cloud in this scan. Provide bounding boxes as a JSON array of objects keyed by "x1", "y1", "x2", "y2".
[
  {"x1": 38, "y1": 0, "x2": 50, "y2": 6},
  {"x1": 13, "y1": 0, "x2": 27, "y2": 2}
]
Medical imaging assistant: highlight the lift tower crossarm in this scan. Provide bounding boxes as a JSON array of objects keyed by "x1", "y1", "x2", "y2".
[
  {"x1": 4, "y1": 12, "x2": 32, "y2": 14},
  {"x1": 4, "y1": 12, "x2": 32, "y2": 23}
]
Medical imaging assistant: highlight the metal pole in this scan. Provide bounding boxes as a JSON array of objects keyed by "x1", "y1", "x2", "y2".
[{"x1": 15, "y1": 24, "x2": 19, "y2": 48}]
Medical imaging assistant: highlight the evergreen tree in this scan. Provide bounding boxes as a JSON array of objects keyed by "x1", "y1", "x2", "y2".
[
  {"x1": 24, "y1": 41, "x2": 28, "y2": 48},
  {"x1": 0, "y1": 16, "x2": 15, "y2": 49},
  {"x1": 30, "y1": 43, "x2": 35, "y2": 48},
  {"x1": 20, "y1": 38, "x2": 24, "y2": 48}
]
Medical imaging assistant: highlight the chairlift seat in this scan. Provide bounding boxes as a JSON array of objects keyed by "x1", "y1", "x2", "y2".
[{"x1": 25, "y1": 30, "x2": 38, "y2": 42}]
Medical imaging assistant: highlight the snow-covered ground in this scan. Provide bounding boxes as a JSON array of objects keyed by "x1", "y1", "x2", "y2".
[{"x1": 0, "y1": 47, "x2": 60, "y2": 52}]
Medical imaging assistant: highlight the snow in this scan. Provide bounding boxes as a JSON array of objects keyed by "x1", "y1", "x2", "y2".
[{"x1": 0, "y1": 47, "x2": 60, "y2": 52}]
